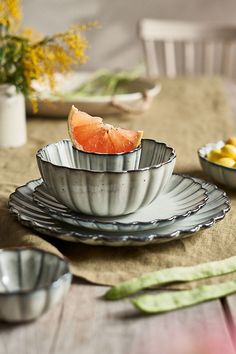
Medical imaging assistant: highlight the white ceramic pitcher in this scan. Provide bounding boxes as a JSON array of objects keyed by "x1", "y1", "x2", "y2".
[{"x1": 0, "y1": 84, "x2": 27, "y2": 148}]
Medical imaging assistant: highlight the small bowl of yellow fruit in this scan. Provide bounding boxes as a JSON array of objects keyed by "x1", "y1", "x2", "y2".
[{"x1": 198, "y1": 137, "x2": 236, "y2": 189}]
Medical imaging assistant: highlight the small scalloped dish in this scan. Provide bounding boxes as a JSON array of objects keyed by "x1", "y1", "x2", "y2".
[
  {"x1": 198, "y1": 140, "x2": 236, "y2": 189},
  {"x1": 68, "y1": 105, "x2": 143, "y2": 171},
  {"x1": 0, "y1": 248, "x2": 72, "y2": 322},
  {"x1": 71, "y1": 144, "x2": 141, "y2": 171}
]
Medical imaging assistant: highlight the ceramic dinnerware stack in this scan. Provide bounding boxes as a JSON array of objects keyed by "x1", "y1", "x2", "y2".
[{"x1": 8, "y1": 139, "x2": 230, "y2": 246}]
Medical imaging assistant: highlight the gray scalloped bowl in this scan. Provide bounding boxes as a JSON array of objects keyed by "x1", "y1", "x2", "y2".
[
  {"x1": 198, "y1": 140, "x2": 236, "y2": 189},
  {"x1": 0, "y1": 248, "x2": 72, "y2": 322},
  {"x1": 71, "y1": 144, "x2": 142, "y2": 172},
  {"x1": 36, "y1": 139, "x2": 176, "y2": 217}
]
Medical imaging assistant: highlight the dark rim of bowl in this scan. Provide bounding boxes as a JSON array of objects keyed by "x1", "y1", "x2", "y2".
[
  {"x1": 0, "y1": 247, "x2": 72, "y2": 296},
  {"x1": 198, "y1": 144, "x2": 236, "y2": 172},
  {"x1": 71, "y1": 143, "x2": 141, "y2": 156},
  {"x1": 36, "y1": 138, "x2": 176, "y2": 174}
]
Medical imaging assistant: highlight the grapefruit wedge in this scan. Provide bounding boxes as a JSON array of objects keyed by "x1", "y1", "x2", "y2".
[{"x1": 68, "y1": 106, "x2": 143, "y2": 153}]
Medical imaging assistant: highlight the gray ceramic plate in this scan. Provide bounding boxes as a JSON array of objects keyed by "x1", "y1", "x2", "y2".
[
  {"x1": 8, "y1": 178, "x2": 230, "y2": 246},
  {"x1": 33, "y1": 174, "x2": 208, "y2": 232}
]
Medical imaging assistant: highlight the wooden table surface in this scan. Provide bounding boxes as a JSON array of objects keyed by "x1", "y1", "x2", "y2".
[{"x1": 1, "y1": 82, "x2": 236, "y2": 354}]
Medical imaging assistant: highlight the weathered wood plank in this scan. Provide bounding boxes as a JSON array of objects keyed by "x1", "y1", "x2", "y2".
[
  {"x1": 224, "y1": 81, "x2": 236, "y2": 341},
  {"x1": 224, "y1": 295, "x2": 236, "y2": 329},
  {"x1": 222, "y1": 296, "x2": 236, "y2": 354},
  {"x1": 0, "y1": 283, "x2": 234, "y2": 354}
]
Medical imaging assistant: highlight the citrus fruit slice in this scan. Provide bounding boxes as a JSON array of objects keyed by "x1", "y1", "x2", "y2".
[{"x1": 68, "y1": 105, "x2": 143, "y2": 153}]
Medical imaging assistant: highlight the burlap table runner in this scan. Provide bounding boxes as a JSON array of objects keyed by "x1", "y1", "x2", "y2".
[{"x1": 1, "y1": 77, "x2": 236, "y2": 288}]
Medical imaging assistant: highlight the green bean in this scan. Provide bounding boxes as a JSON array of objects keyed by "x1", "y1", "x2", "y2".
[
  {"x1": 132, "y1": 280, "x2": 236, "y2": 314},
  {"x1": 104, "y1": 256, "x2": 236, "y2": 300}
]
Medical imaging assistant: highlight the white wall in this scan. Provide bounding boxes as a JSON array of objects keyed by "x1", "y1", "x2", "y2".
[{"x1": 22, "y1": 0, "x2": 236, "y2": 70}]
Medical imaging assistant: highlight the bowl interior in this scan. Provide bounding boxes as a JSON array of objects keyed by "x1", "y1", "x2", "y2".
[
  {"x1": 0, "y1": 249, "x2": 69, "y2": 293},
  {"x1": 38, "y1": 139, "x2": 175, "y2": 171},
  {"x1": 198, "y1": 140, "x2": 225, "y2": 159},
  {"x1": 199, "y1": 140, "x2": 236, "y2": 171}
]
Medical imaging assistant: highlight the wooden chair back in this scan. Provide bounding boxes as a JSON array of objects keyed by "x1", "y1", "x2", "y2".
[{"x1": 138, "y1": 19, "x2": 236, "y2": 78}]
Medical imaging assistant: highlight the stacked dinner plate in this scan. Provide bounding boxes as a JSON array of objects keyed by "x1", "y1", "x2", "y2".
[{"x1": 8, "y1": 139, "x2": 230, "y2": 246}]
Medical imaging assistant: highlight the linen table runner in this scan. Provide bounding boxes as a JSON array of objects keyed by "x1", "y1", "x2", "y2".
[{"x1": 0, "y1": 77, "x2": 235, "y2": 288}]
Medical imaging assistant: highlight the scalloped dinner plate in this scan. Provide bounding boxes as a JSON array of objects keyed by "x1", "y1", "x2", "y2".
[
  {"x1": 8, "y1": 178, "x2": 230, "y2": 247},
  {"x1": 32, "y1": 174, "x2": 208, "y2": 232}
]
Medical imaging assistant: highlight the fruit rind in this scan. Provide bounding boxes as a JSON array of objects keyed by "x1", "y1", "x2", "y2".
[{"x1": 68, "y1": 105, "x2": 144, "y2": 154}]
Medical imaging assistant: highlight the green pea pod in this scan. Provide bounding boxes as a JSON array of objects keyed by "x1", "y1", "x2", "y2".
[
  {"x1": 68, "y1": 69, "x2": 140, "y2": 97},
  {"x1": 132, "y1": 280, "x2": 236, "y2": 314},
  {"x1": 104, "y1": 256, "x2": 236, "y2": 300}
]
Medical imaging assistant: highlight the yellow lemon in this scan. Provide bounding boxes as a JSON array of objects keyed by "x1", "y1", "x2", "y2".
[
  {"x1": 226, "y1": 137, "x2": 236, "y2": 147},
  {"x1": 220, "y1": 144, "x2": 236, "y2": 159},
  {"x1": 215, "y1": 157, "x2": 235, "y2": 168},
  {"x1": 207, "y1": 149, "x2": 222, "y2": 162}
]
